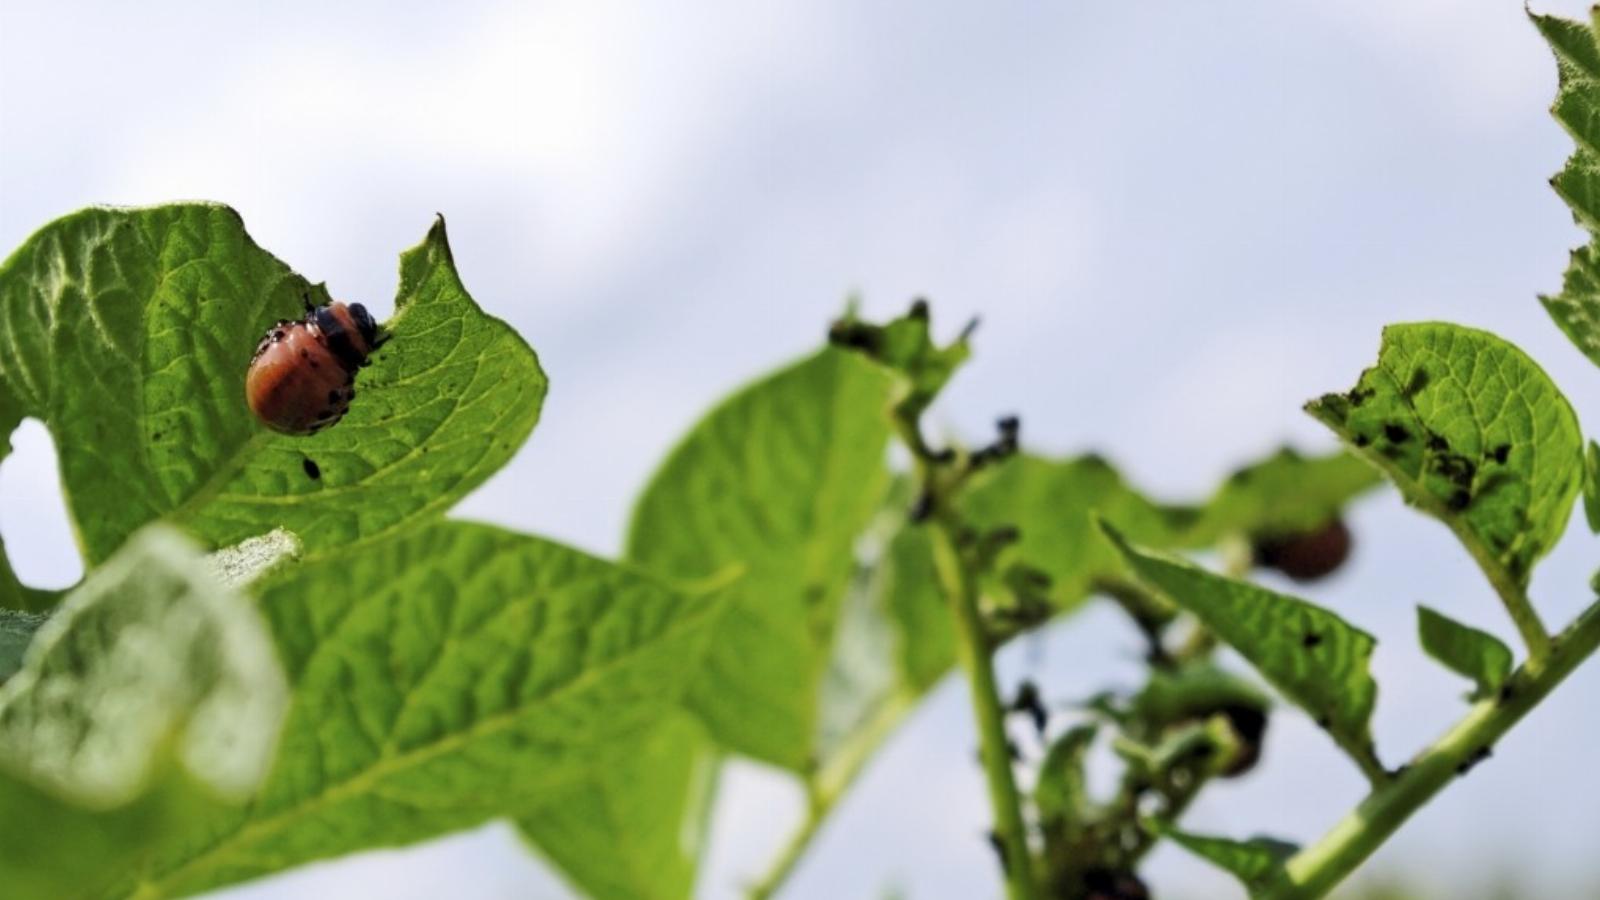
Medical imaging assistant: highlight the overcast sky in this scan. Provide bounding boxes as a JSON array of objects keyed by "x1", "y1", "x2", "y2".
[{"x1": 4, "y1": 2, "x2": 1600, "y2": 898}]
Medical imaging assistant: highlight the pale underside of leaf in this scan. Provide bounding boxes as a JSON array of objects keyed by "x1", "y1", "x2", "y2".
[{"x1": 0, "y1": 526, "x2": 286, "y2": 900}]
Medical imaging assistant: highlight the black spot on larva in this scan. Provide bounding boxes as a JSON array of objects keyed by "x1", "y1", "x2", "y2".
[
  {"x1": 151, "y1": 431, "x2": 163, "y2": 441},
  {"x1": 1498, "y1": 683, "x2": 1516, "y2": 704},
  {"x1": 1447, "y1": 489, "x2": 1471, "y2": 512},
  {"x1": 302, "y1": 458, "x2": 321, "y2": 480},
  {"x1": 1383, "y1": 423, "x2": 1411, "y2": 444},
  {"x1": 1403, "y1": 368, "x2": 1430, "y2": 398},
  {"x1": 299, "y1": 348, "x2": 310, "y2": 359},
  {"x1": 1491, "y1": 443, "x2": 1511, "y2": 464},
  {"x1": 1302, "y1": 632, "x2": 1323, "y2": 649}
]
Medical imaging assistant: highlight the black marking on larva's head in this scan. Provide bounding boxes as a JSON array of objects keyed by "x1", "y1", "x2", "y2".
[
  {"x1": 1302, "y1": 632, "x2": 1323, "y2": 649},
  {"x1": 348, "y1": 302, "x2": 381, "y2": 349},
  {"x1": 1490, "y1": 443, "x2": 1511, "y2": 465},
  {"x1": 314, "y1": 306, "x2": 367, "y2": 371},
  {"x1": 302, "y1": 457, "x2": 321, "y2": 480},
  {"x1": 1383, "y1": 423, "x2": 1411, "y2": 444}
]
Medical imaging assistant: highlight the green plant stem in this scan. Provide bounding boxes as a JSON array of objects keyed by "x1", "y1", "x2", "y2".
[
  {"x1": 1258, "y1": 597, "x2": 1600, "y2": 899},
  {"x1": 746, "y1": 692, "x2": 915, "y2": 900},
  {"x1": 927, "y1": 514, "x2": 1039, "y2": 900}
]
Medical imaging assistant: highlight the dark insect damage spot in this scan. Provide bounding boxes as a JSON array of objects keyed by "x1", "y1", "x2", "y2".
[
  {"x1": 1383, "y1": 423, "x2": 1411, "y2": 444},
  {"x1": 1456, "y1": 745, "x2": 1492, "y2": 776},
  {"x1": 302, "y1": 458, "x2": 321, "y2": 480},
  {"x1": 1490, "y1": 443, "x2": 1511, "y2": 464},
  {"x1": 1447, "y1": 489, "x2": 1471, "y2": 512},
  {"x1": 1347, "y1": 385, "x2": 1376, "y2": 406},
  {"x1": 1403, "y1": 368, "x2": 1430, "y2": 398},
  {"x1": 1353, "y1": 433, "x2": 1372, "y2": 448},
  {"x1": 1426, "y1": 432, "x2": 1449, "y2": 452}
]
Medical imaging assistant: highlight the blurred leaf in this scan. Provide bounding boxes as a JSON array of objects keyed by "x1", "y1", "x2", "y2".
[
  {"x1": 130, "y1": 522, "x2": 727, "y2": 898},
  {"x1": 1164, "y1": 829, "x2": 1297, "y2": 895},
  {"x1": 1534, "y1": 10, "x2": 1600, "y2": 369},
  {"x1": 0, "y1": 205, "x2": 546, "y2": 611},
  {"x1": 203, "y1": 528, "x2": 301, "y2": 589},
  {"x1": 0, "y1": 526, "x2": 285, "y2": 900},
  {"x1": 1101, "y1": 524, "x2": 1379, "y2": 765},
  {"x1": 1416, "y1": 605, "x2": 1513, "y2": 700},
  {"x1": 518, "y1": 714, "x2": 718, "y2": 900},
  {"x1": 828, "y1": 303, "x2": 969, "y2": 414},
  {"x1": 1307, "y1": 323, "x2": 1582, "y2": 589},
  {"x1": 962, "y1": 454, "x2": 1195, "y2": 611},
  {"x1": 961, "y1": 449, "x2": 1377, "y2": 612},
  {"x1": 881, "y1": 524, "x2": 955, "y2": 692},
  {"x1": 1131, "y1": 662, "x2": 1270, "y2": 731},
  {"x1": 1034, "y1": 725, "x2": 1097, "y2": 829},
  {"x1": 626, "y1": 347, "x2": 894, "y2": 771},
  {"x1": 0, "y1": 609, "x2": 44, "y2": 684},
  {"x1": 1585, "y1": 441, "x2": 1600, "y2": 534},
  {"x1": 1188, "y1": 448, "x2": 1381, "y2": 542}
]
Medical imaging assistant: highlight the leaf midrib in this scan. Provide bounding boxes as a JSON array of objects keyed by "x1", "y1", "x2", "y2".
[{"x1": 125, "y1": 587, "x2": 725, "y2": 898}]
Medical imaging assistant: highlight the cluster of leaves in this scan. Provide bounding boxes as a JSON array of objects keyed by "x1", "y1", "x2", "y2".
[{"x1": 4, "y1": 11, "x2": 1600, "y2": 900}]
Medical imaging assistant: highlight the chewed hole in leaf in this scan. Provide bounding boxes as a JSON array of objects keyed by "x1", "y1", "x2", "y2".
[{"x1": 0, "y1": 420, "x2": 82, "y2": 590}]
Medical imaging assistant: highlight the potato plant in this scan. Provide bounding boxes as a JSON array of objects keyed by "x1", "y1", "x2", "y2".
[{"x1": 4, "y1": 10, "x2": 1600, "y2": 900}]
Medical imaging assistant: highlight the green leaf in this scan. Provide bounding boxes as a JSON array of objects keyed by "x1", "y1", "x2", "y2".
[
  {"x1": 1416, "y1": 605, "x2": 1513, "y2": 700},
  {"x1": 1533, "y1": 10, "x2": 1600, "y2": 369},
  {"x1": 626, "y1": 347, "x2": 894, "y2": 771},
  {"x1": 129, "y1": 522, "x2": 727, "y2": 898},
  {"x1": 1306, "y1": 323, "x2": 1582, "y2": 589},
  {"x1": 828, "y1": 302, "x2": 969, "y2": 414},
  {"x1": 0, "y1": 526, "x2": 286, "y2": 900},
  {"x1": 1164, "y1": 829, "x2": 1297, "y2": 895},
  {"x1": 0, "y1": 205, "x2": 546, "y2": 610},
  {"x1": 1101, "y1": 524, "x2": 1380, "y2": 768},
  {"x1": 1584, "y1": 441, "x2": 1600, "y2": 534},
  {"x1": 518, "y1": 713, "x2": 718, "y2": 900}
]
